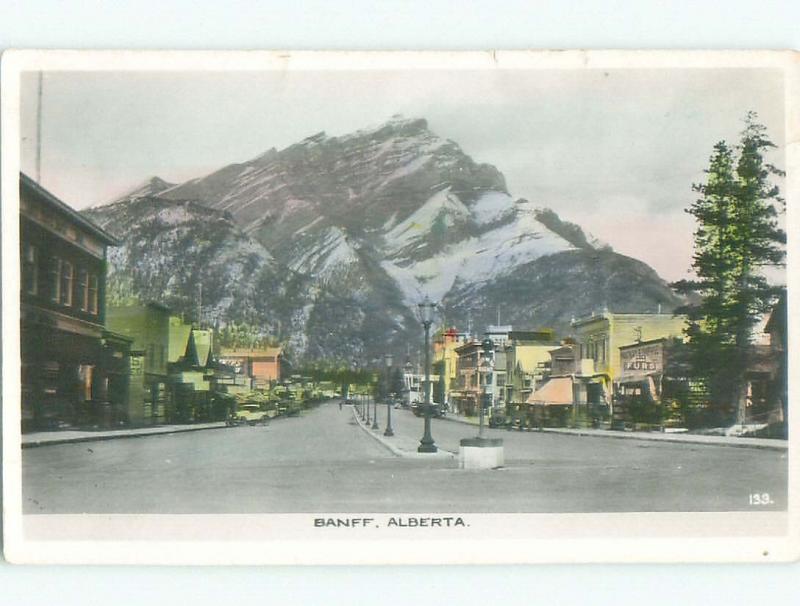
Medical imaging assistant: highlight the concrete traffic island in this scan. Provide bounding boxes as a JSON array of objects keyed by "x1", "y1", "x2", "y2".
[{"x1": 458, "y1": 437, "x2": 504, "y2": 469}]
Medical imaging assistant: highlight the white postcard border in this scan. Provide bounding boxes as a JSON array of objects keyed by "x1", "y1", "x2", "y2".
[{"x1": 2, "y1": 49, "x2": 799, "y2": 565}]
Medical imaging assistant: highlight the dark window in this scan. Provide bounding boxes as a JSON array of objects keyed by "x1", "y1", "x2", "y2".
[
  {"x1": 60, "y1": 260, "x2": 73, "y2": 306},
  {"x1": 78, "y1": 269, "x2": 89, "y2": 311},
  {"x1": 23, "y1": 244, "x2": 38, "y2": 295},
  {"x1": 49, "y1": 257, "x2": 61, "y2": 302},
  {"x1": 88, "y1": 274, "x2": 99, "y2": 314}
]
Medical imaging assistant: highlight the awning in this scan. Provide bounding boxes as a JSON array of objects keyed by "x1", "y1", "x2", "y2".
[{"x1": 528, "y1": 377, "x2": 573, "y2": 406}]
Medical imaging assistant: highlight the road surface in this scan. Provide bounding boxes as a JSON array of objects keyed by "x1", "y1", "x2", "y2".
[{"x1": 22, "y1": 400, "x2": 787, "y2": 513}]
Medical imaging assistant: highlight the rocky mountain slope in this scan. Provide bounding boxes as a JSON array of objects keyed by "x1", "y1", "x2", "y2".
[{"x1": 90, "y1": 116, "x2": 683, "y2": 362}]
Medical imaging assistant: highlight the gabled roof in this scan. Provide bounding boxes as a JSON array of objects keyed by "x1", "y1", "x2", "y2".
[
  {"x1": 189, "y1": 330, "x2": 214, "y2": 367},
  {"x1": 20, "y1": 172, "x2": 119, "y2": 246},
  {"x1": 219, "y1": 346, "x2": 282, "y2": 358}
]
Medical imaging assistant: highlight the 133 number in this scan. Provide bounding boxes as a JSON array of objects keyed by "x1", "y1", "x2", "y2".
[{"x1": 749, "y1": 493, "x2": 774, "y2": 506}]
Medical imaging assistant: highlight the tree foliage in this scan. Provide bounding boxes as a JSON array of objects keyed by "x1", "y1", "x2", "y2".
[{"x1": 671, "y1": 112, "x2": 785, "y2": 424}]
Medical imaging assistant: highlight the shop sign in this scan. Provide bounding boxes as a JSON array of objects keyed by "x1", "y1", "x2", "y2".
[{"x1": 621, "y1": 343, "x2": 663, "y2": 376}]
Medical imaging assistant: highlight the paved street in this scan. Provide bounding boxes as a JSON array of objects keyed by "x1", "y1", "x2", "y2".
[{"x1": 22, "y1": 400, "x2": 787, "y2": 514}]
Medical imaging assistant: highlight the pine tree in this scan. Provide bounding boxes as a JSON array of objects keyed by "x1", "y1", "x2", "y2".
[{"x1": 672, "y1": 112, "x2": 785, "y2": 425}]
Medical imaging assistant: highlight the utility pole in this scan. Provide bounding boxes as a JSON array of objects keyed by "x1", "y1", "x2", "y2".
[
  {"x1": 36, "y1": 72, "x2": 43, "y2": 183},
  {"x1": 196, "y1": 283, "x2": 203, "y2": 328}
]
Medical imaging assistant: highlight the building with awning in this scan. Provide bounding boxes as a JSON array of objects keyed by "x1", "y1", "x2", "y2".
[
  {"x1": 528, "y1": 376, "x2": 574, "y2": 406},
  {"x1": 570, "y1": 310, "x2": 688, "y2": 418},
  {"x1": 524, "y1": 376, "x2": 575, "y2": 426}
]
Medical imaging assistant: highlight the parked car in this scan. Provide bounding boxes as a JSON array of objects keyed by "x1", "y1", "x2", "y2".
[
  {"x1": 488, "y1": 408, "x2": 510, "y2": 428},
  {"x1": 411, "y1": 401, "x2": 446, "y2": 418},
  {"x1": 228, "y1": 403, "x2": 270, "y2": 426}
]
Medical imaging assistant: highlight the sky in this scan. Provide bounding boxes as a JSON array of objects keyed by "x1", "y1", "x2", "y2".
[{"x1": 19, "y1": 67, "x2": 786, "y2": 283}]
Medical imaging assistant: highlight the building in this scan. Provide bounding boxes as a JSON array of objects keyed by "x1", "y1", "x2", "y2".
[
  {"x1": 106, "y1": 302, "x2": 172, "y2": 425},
  {"x1": 450, "y1": 330, "x2": 509, "y2": 417},
  {"x1": 19, "y1": 173, "x2": 124, "y2": 432},
  {"x1": 168, "y1": 323, "x2": 225, "y2": 422},
  {"x1": 570, "y1": 310, "x2": 688, "y2": 414},
  {"x1": 450, "y1": 340, "x2": 482, "y2": 415},
  {"x1": 432, "y1": 327, "x2": 469, "y2": 407},
  {"x1": 503, "y1": 330, "x2": 559, "y2": 408},
  {"x1": 763, "y1": 292, "x2": 787, "y2": 437},
  {"x1": 218, "y1": 346, "x2": 283, "y2": 388}
]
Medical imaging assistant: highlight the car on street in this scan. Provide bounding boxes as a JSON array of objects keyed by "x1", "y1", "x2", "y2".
[
  {"x1": 228, "y1": 403, "x2": 270, "y2": 426},
  {"x1": 411, "y1": 401, "x2": 446, "y2": 418}
]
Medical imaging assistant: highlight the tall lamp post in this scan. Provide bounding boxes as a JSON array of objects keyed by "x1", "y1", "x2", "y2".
[
  {"x1": 384, "y1": 354, "x2": 394, "y2": 436},
  {"x1": 417, "y1": 297, "x2": 438, "y2": 453},
  {"x1": 371, "y1": 377, "x2": 380, "y2": 430},
  {"x1": 478, "y1": 338, "x2": 495, "y2": 439}
]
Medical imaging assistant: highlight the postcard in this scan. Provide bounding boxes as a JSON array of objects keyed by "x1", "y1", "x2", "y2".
[{"x1": 2, "y1": 50, "x2": 798, "y2": 564}]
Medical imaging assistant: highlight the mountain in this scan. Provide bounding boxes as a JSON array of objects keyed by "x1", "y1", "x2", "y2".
[
  {"x1": 88, "y1": 115, "x2": 683, "y2": 362},
  {"x1": 103, "y1": 176, "x2": 177, "y2": 206}
]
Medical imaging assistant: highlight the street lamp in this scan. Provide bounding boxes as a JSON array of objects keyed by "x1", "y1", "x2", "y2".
[
  {"x1": 479, "y1": 338, "x2": 495, "y2": 439},
  {"x1": 371, "y1": 378, "x2": 379, "y2": 430},
  {"x1": 417, "y1": 297, "x2": 438, "y2": 453},
  {"x1": 365, "y1": 386, "x2": 370, "y2": 425},
  {"x1": 384, "y1": 353, "x2": 394, "y2": 437}
]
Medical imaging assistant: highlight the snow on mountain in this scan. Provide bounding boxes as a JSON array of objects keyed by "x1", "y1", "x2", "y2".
[
  {"x1": 288, "y1": 226, "x2": 360, "y2": 283},
  {"x1": 471, "y1": 191, "x2": 516, "y2": 225},
  {"x1": 383, "y1": 187, "x2": 471, "y2": 257},
  {"x1": 381, "y1": 198, "x2": 575, "y2": 306}
]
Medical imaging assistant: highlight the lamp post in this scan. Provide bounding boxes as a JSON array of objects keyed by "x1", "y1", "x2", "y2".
[
  {"x1": 365, "y1": 386, "x2": 370, "y2": 425},
  {"x1": 417, "y1": 297, "x2": 438, "y2": 453},
  {"x1": 371, "y1": 378, "x2": 379, "y2": 430},
  {"x1": 384, "y1": 353, "x2": 394, "y2": 436},
  {"x1": 478, "y1": 338, "x2": 495, "y2": 439}
]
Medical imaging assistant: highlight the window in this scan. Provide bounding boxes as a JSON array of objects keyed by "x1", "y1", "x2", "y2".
[
  {"x1": 78, "y1": 269, "x2": 89, "y2": 311},
  {"x1": 88, "y1": 274, "x2": 99, "y2": 314},
  {"x1": 60, "y1": 260, "x2": 73, "y2": 306},
  {"x1": 49, "y1": 257, "x2": 61, "y2": 302},
  {"x1": 23, "y1": 244, "x2": 38, "y2": 295}
]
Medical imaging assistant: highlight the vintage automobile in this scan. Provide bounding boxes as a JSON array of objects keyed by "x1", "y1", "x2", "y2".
[
  {"x1": 411, "y1": 401, "x2": 446, "y2": 418},
  {"x1": 227, "y1": 403, "x2": 270, "y2": 426}
]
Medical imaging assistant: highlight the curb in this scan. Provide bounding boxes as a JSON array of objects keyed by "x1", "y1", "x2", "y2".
[
  {"x1": 439, "y1": 413, "x2": 787, "y2": 451},
  {"x1": 21, "y1": 423, "x2": 229, "y2": 449},
  {"x1": 350, "y1": 407, "x2": 456, "y2": 458},
  {"x1": 538, "y1": 428, "x2": 789, "y2": 451}
]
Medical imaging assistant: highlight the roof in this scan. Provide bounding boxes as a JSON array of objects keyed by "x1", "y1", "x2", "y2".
[
  {"x1": 571, "y1": 311, "x2": 679, "y2": 327},
  {"x1": 190, "y1": 330, "x2": 214, "y2": 367},
  {"x1": 619, "y1": 338, "x2": 666, "y2": 351},
  {"x1": 168, "y1": 321, "x2": 193, "y2": 363},
  {"x1": 528, "y1": 376, "x2": 574, "y2": 406},
  {"x1": 765, "y1": 291, "x2": 787, "y2": 335},
  {"x1": 219, "y1": 346, "x2": 282, "y2": 358},
  {"x1": 20, "y1": 172, "x2": 120, "y2": 246}
]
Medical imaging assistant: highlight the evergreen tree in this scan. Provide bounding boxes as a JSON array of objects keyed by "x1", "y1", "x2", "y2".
[{"x1": 672, "y1": 112, "x2": 785, "y2": 424}]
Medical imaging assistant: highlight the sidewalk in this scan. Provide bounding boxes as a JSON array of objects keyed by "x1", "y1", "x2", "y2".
[
  {"x1": 351, "y1": 407, "x2": 456, "y2": 459},
  {"x1": 439, "y1": 413, "x2": 788, "y2": 451},
  {"x1": 21, "y1": 422, "x2": 228, "y2": 448}
]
